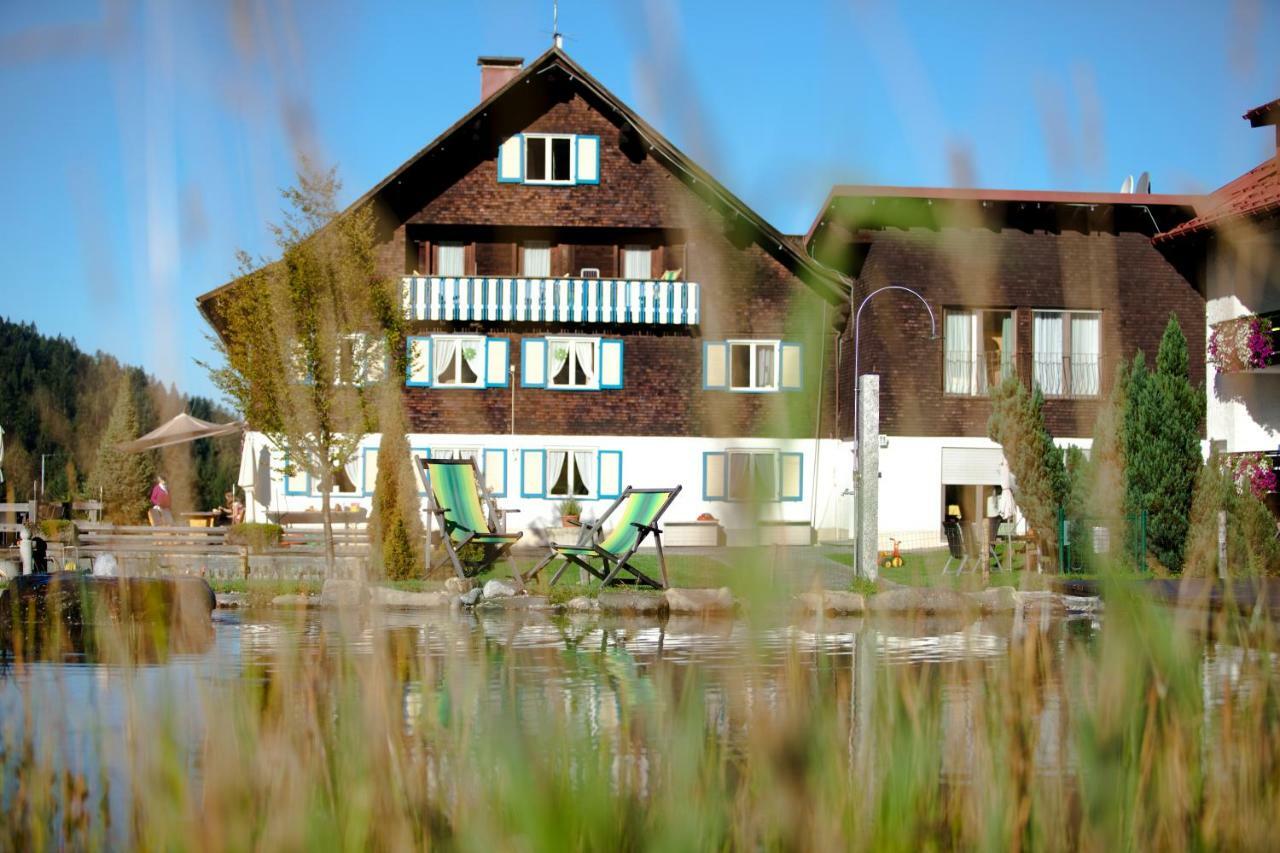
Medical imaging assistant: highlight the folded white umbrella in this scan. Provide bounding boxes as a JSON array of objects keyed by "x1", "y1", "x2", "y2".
[{"x1": 116, "y1": 413, "x2": 243, "y2": 452}]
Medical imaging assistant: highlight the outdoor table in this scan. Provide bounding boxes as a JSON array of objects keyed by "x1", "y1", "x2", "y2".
[{"x1": 182, "y1": 512, "x2": 220, "y2": 528}]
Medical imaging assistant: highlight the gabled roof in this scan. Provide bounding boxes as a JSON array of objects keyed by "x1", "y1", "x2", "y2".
[
  {"x1": 1153, "y1": 96, "x2": 1280, "y2": 245},
  {"x1": 806, "y1": 184, "x2": 1200, "y2": 247},
  {"x1": 1153, "y1": 157, "x2": 1280, "y2": 244},
  {"x1": 197, "y1": 46, "x2": 848, "y2": 325}
]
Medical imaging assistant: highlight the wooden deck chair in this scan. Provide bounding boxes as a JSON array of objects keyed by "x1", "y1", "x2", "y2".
[
  {"x1": 422, "y1": 458, "x2": 524, "y2": 586},
  {"x1": 526, "y1": 486, "x2": 682, "y2": 589}
]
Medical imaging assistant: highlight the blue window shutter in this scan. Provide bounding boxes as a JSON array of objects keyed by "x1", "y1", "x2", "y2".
[
  {"x1": 485, "y1": 338, "x2": 509, "y2": 387},
  {"x1": 497, "y1": 134, "x2": 523, "y2": 183},
  {"x1": 597, "y1": 450, "x2": 623, "y2": 499},
  {"x1": 779, "y1": 342, "x2": 803, "y2": 390},
  {"x1": 703, "y1": 341, "x2": 728, "y2": 390},
  {"x1": 780, "y1": 452, "x2": 804, "y2": 501},
  {"x1": 361, "y1": 446, "x2": 380, "y2": 497},
  {"x1": 575, "y1": 135, "x2": 600, "y2": 184},
  {"x1": 521, "y1": 338, "x2": 547, "y2": 387},
  {"x1": 599, "y1": 339, "x2": 624, "y2": 389},
  {"x1": 406, "y1": 336, "x2": 432, "y2": 387},
  {"x1": 702, "y1": 452, "x2": 727, "y2": 501},
  {"x1": 521, "y1": 449, "x2": 546, "y2": 497},
  {"x1": 483, "y1": 448, "x2": 508, "y2": 497},
  {"x1": 283, "y1": 455, "x2": 309, "y2": 496}
]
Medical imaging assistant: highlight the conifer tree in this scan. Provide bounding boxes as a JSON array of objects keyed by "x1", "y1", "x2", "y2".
[
  {"x1": 89, "y1": 380, "x2": 155, "y2": 523},
  {"x1": 1123, "y1": 316, "x2": 1202, "y2": 572},
  {"x1": 989, "y1": 376, "x2": 1069, "y2": 563},
  {"x1": 369, "y1": 381, "x2": 424, "y2": 580}
]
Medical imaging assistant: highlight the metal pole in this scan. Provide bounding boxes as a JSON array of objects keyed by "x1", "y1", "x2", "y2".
[{"x1": 851, "y1": 285, "x2": 936, "y2": 574}]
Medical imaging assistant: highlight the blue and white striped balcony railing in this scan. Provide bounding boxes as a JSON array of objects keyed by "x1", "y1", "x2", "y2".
[{"x1": 401, "y1": 276, "x2": 701, "y2": 326}]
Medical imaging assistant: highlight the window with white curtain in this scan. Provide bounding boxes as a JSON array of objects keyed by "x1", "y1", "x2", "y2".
[
  {"x1": 431, "y1": 446, "x2": 480, "y2": 463},
  {"x1": 548, "y1": 336, "x2": 599, "y2": 389},
  {"x1": 314, "y1": 454, "x2": 361, "y2": 496},
  {"x1": 436, "y1": 242, "x2": 466, "y2": 276},
  {"x1": 522, "y1": 241, "x2": 551, "y2": 277},
  {"x1": 727, "y1": 449, "x2": 779, "y2": 502},
  {"x1": 1033, "y1": 310, "x2": 1100, "y2": 397},
  {"x1": 944, "y1": 309, "x2": 1015, "y2": 395},
  {"x1": 547, "y1": 448, "x2": 595, "y2": 498},
  {"x1": 622, "y1": 245, "x2": 652, "y2": 279},
  {"x1": 729, "y1": 340, "x2": 779, "y2": 390},
  {"x1": 432, "y1": 334, "x2": 485, "y2": 387}
]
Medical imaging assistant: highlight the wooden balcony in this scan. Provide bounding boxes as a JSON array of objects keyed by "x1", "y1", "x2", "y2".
[{"x1": 401, "y1": 276, "x2": 701, "y2": 326}]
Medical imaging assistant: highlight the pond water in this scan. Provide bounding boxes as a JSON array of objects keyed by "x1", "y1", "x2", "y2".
[{"x1": 0, "y1": 603, "x2": 1272, "y2": 847}]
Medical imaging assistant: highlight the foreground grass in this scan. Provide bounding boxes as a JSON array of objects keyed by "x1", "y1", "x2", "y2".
[{"x1": 4, "y1": 578, "x2": 1280, "y2": 849}]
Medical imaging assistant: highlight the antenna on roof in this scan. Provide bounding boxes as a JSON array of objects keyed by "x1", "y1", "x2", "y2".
[
  {"x1": 552, "y1": 0, "x2": 563, "y2": 48},
  {"x1": 1135, "y1": 171, "x2": 1151, "y2": 194},
  {"x1": 1119, "y1": 174, "x2": 1134, "y2": 194}
]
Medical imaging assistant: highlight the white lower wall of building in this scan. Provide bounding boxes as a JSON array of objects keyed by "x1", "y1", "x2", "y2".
[
  {"x1": 240, "y1": 432, "x2": 856, "y2": 545},
  {"x1": 238, "y1": 431, "x2": 1097, "y2": 551}
]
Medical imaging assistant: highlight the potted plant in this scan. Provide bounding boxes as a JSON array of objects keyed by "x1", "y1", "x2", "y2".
[{"x1": 558, "y1": 498, "x2": 582, "y2": 527}]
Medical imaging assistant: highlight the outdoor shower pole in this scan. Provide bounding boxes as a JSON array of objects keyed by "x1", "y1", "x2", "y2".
[{"x1": 851, "y1": 285, "x2": 937, "y2": 579}]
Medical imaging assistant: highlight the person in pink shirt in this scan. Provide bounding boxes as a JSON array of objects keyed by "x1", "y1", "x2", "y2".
[{"x1": 149, "y1": 476, "x2": 173, "y2": 526}]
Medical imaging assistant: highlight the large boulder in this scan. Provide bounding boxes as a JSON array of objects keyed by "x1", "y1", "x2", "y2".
[
  {"x1": 458, "y1": 587, "x2": 483, "y2": 607},
  {"x1": 482, "y1": 579, "x2": 519, "y2": 600},
  {"x1": 565, "y1": 596, "x2": 600, "y2": 613},
  {"x1": 797, "y1": 591, "x2": 866, "y2": 615},
  {"x1": 444, "y1": 577, "x2": 477, "y2": 594},
  {"x1": 319, "y1": 579, "x2": 367, "y2": 608},
  {"x1": 971, "y1": 586, "x2": 1018, "y2": 613},
  {"x1": 370, "y1": 587, "x2": 452, "y2": 609},
  {"x1": 271, "y1": 593, "x2": 311, "y2": 608},
  {"x1": 868, "y1": 586, "x2": 977, "y2": 617},
  {"x1": 597, "y1": 591, "x2": 666, "y2": 615},
  {"x1": 664, "y1": 587, "x2": 735, "y2": 615}
]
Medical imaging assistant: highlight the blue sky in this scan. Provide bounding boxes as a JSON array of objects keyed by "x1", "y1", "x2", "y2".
[{"x1": 1, "y1": 0, "x2": 1277, "y2": 403}]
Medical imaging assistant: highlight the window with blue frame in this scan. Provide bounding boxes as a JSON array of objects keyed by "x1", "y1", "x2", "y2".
[{"x1": 703, "y1": 339, "x2": 803, "y2": 392}]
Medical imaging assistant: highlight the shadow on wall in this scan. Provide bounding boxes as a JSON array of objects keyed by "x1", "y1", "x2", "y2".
[{"x1": 1216, "y1": 371, "x2": 1280, "y2": 435}]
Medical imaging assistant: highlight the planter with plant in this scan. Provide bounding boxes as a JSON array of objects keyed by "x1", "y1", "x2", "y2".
[
  {"x1": 226, "y1": 522, "x2": 284, "y2": 553},
  {"x1": 558, "y1": 498, "x2": 582, "y2": 526},
  {"x1": 1208, "y1": 314, "x2": 1277, "y2": 373}
]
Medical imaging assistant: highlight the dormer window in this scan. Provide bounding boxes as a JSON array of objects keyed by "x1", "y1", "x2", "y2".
[
  {"x1": 497, "y1": 134, "x2": 600, "y2": 185},
  {"x1": 526, "y1": 134, "x2": 573, "y2": 183}
]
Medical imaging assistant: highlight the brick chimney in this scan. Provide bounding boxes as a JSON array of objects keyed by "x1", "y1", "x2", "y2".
[{"x1": 478, "y1": 56, "x2": 523, "y2": 101}]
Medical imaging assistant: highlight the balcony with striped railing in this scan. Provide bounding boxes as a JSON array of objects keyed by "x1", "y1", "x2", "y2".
[{"x1": 401, "y1": 276, "x2": 701, "y2": 326}]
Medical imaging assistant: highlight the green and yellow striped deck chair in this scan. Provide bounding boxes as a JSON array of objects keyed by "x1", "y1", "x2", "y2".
[
  {"x1": 527, "y1": 486, "x2": 682, "y2": 589},
  {"x1": 423, "y1": 458, "x2": 523, "y2": 585}
]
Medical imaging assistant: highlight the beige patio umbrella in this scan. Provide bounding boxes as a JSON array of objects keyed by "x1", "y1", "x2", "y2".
[{"x1": 116, "y1": 412, "x2": 243, "y2": 452}]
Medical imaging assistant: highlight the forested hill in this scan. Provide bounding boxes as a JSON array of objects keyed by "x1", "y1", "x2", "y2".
[{"x1": 0, "y1": 316, "x2": 241, "y2": 512}]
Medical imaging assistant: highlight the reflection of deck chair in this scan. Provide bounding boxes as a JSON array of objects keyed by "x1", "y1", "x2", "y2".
[
  {"x1": 423, "y1": 458, "x2": 523, "y2": 586},
  {"x1": 526, "y1": 486, "x2": 681, "y2": 589},
  {"x1": 941, "y1": 520, "x2": 969, "y2": 575}
]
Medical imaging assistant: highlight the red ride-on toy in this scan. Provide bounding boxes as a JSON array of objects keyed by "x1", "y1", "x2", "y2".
[{"x1": 879, "y1": 538, "x2": 904, "y2": 569}]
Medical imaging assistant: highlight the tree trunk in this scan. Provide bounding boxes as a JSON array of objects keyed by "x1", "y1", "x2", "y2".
[{"x1": 319, "y1": 467, "x2": 336, "y2": 576}]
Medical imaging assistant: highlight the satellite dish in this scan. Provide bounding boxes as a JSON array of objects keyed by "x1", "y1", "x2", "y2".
[
  {"x1": 1119, "y1": 175, "x2": 1134, "y2": 194},
  {"x1": 1135, "y1": 172, "x2": 1151, "y2": 194}
]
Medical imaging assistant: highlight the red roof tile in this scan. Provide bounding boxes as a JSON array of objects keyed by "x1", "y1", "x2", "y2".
[{"x1": 1153, "y1": 156, "x2": 1280, "y2": 243}]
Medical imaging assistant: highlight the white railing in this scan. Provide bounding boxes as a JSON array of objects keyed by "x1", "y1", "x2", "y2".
[{"x1": 402, "y1": 276, "x2": 700, "y2": 326}]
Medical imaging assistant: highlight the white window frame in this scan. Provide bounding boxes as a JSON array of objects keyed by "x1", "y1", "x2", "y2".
[
  {"x1": 435, "y1": 241, "x2": 466, "y2": 276},
  {"x1": 726, "y1": 449, "x2": 780, "y2": 502},
  {"x1": 547, "y1": 447, "x2": 595, "y2": 499},
  {"x1": 1032, "y1": 309, "x2": 1101, "y2": 398},
  {"x1": 727, "y1": 339, "x2": 780, "y2": 391},
  {"x1": 431, "y1": 446, "x2": 481, "y2": 463},
  {"x1": 622, "y1": 245, "x2": 652, "y2": 279},
  {"x1": 547, "y1": 336, "x2": 601, "y2": 390},
  {"x1": 432, "y1": 334, "x2": 486, "y2": 388},
  {"x1": 523, "y1": 133, "x2": 575, "y2": 185},
  {"x1": 943, "y1": 308, "x2": 1016, "y2": 397},
  {"x1": 522, "y1": 240, "x2": 551, "y2": 277}
]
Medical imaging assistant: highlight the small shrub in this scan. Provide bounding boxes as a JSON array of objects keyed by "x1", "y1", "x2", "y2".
[
  {"x1": 383, "y1": 514, "x2": 419, "y2": 581},
  {"x1": 38, "y1": 519, "x2": 77, "y2": 545},
  {"x1": 849, "y1": 577, "x2": 878, "y2": 596},
  {"x1": 546, "y1": 583, "x2": 596, "y2": 605},
  {"x1": 226, "y1": 522, "x2": 283, "y2": 553}
]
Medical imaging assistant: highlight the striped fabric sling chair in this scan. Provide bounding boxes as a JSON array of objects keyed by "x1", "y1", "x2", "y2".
[
  {"x1": 526, "y1": 486, "x2": 682, "y2": 589},
  {"x1": 423, "y1": 458, "x2": 524, "y2": 586}
]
